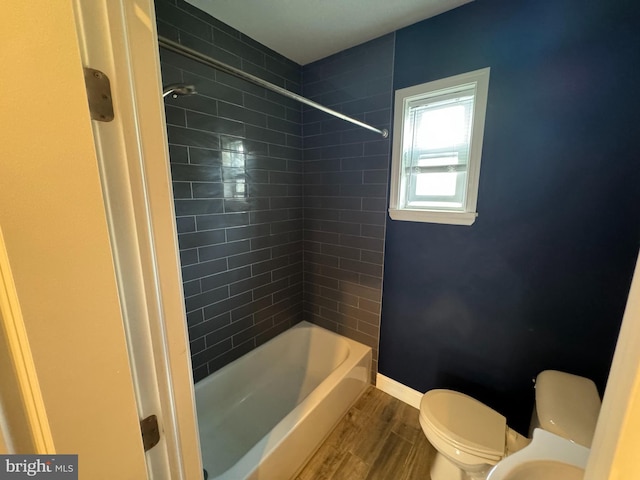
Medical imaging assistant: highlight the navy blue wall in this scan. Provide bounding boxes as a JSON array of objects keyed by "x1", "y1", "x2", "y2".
[{"x1": 380, "y1": 0, "x2": 640, "y2": 432}]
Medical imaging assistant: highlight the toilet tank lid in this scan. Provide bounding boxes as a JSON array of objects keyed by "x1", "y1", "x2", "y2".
[{"x1": 535, "y1": 370, "x2": 601, "y2": 447}]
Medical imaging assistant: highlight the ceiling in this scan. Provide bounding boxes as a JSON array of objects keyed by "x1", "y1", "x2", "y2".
[{"x1": 185, "y1": 0, "x2": 473, "y2": 65}]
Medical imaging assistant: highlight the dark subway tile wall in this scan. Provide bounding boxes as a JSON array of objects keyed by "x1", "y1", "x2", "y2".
[
  {"x1": 302, "y1": 34, "x2": 395, "y2": 378},
  {"x1": 155, "y1": 0, "x2": 303, "y2": 382}
]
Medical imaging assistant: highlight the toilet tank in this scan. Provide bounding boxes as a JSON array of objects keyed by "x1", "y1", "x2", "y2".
[{"x1": 530, "y1": 370, "x2": 601, "y2": 447}]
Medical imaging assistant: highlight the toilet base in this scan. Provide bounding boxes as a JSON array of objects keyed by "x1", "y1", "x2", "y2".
[
  {"x1": 431, "y1": 451, "x2": 493, "y2": 480},
  {"x1": 431, "y1": 451, "x2": 465, "y2": 480}
]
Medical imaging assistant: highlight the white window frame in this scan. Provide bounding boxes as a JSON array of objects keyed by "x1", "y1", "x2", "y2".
[{"x1": 389, "y1": 67, "x2": 490, "y2": 226}]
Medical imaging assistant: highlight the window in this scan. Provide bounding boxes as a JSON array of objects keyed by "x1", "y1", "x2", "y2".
[{"x1": 389, "y1": 68, "x2": 490, "y2": 225}]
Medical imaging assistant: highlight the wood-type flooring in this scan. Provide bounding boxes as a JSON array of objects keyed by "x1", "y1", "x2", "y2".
[{"x1": 295, "y1": 386, "x2": 435, "y2": 480}]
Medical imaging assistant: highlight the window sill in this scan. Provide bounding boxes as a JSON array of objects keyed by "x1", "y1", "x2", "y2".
[{"x1": 388, "y1": 208, "x2": 477, "y2": 226}]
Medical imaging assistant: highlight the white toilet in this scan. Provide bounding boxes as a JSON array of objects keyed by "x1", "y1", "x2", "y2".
[{"x1": 418, "y1": 370, "x2": 601, "y2": 480}]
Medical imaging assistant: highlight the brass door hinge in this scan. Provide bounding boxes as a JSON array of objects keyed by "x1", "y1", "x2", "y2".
[
  {"x1": 83, "y1": 67, "x2": 114, "y2": 122},
  {"x1": 140, "y1": 414, "x2": 161, "y2": 451}
]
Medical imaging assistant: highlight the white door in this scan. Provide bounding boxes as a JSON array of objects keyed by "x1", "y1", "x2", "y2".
[
  {"x1": 586, "y1": 252, "x2": 640, "y2": 480},
  {"x1": 72, "y1": 0, "x2": 203, "y2": 477},
  {"x1": 0, "y1": 1, "x2": 200, "y2": 479}
]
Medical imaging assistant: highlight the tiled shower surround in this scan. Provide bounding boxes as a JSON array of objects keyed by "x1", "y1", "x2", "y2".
[
  {"x1": 302, "y1": 36, "x2": 394, "y2": 376},
  {"x1": 155, "y1": 0, "x2": 393, "y2": 381},
  {"x1": 156, "y1": 0, "x2": 304, "y2": 382}
]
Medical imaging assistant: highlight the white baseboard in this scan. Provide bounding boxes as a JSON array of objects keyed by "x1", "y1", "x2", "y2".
[{"x1": 376, "y1": 373, "x2": 423, "y2": 409}]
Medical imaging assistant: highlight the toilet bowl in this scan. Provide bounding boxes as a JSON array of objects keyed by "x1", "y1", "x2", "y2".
[
  {"x1": 419, "y1": 370, "x2": 600, "y2": 480},
  {"x1": 486, "y1": 428, "x2": 590, "y2": 480}
]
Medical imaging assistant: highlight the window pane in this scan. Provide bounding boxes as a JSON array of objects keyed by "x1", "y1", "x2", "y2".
[
  {"x1": 407, "y1": 170, "x2": 466, "y2": 209},
  {"x1": 414, "y1": 104, "x2": 469, "y2": 150},
  {"x1": 402, "y1": 86, "x2": 475, "y2": 208},
  {"x1": 415, "y1": 172, "x2": 457, "y2": 197}
]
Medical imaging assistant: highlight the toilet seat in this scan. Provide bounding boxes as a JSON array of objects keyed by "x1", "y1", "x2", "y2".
[
  {"x1": 421, "y1": 414, "x2": 503, "y2": 463},
  {"x1": 420, "y1": 389, "x2": 507, "y2": 461}
]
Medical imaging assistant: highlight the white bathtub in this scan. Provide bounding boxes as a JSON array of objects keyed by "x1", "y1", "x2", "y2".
[{"x1": 195, "y1": 321, "x2": 372, "y2": 480}]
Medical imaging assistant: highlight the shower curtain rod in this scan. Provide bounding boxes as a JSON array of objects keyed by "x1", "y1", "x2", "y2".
[{"x1": 158, "y1": 36, "x2": 389, "y2": 138}]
